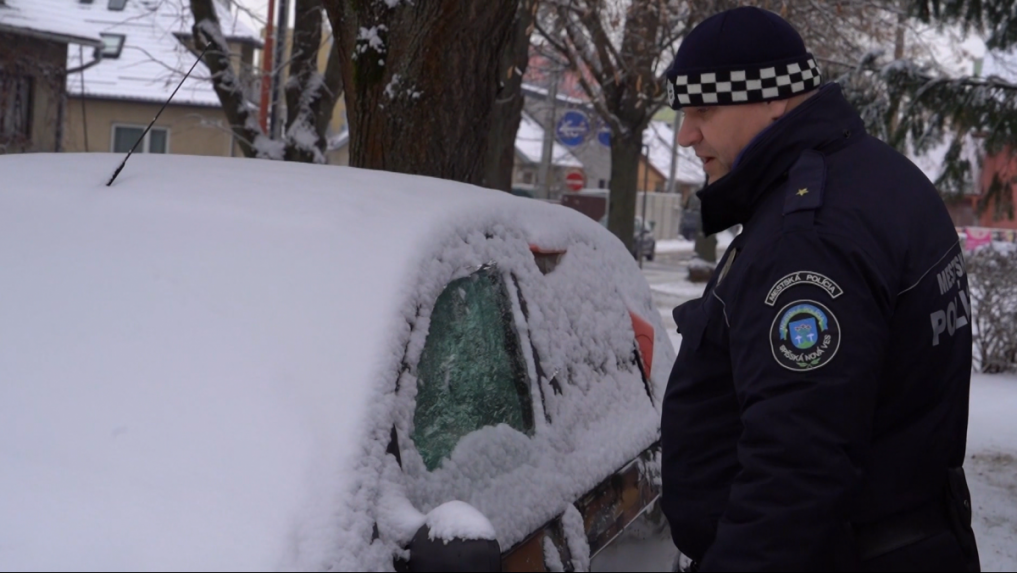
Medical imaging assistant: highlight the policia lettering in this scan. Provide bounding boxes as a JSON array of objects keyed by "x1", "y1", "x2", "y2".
[
  {"x1": 765, "y1": 271, "x2": 844, "y2": 306},
  {"x1": 770, "y1": 300, "x2": 841, "y2": 371},
  {"x1": 931, "y1": 252, "x2": 970, "y2": 347}
]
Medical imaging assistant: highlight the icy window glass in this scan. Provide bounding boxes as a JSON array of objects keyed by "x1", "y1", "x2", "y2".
[{"x1": 412, "y1": 266, "x2": 534, "y2": 471}]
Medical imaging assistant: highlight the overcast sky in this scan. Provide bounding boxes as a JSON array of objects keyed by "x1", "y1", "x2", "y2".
[{"x1": 232, "y1": 0, "x2": 273, "y2": 30}]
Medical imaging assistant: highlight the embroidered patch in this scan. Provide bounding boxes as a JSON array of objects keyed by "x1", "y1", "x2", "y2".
[
  {"x1": 770, "y1": 300, "x2": 841, "y2": 371},
  {"x1": 765, "y1": 271, "x2": 844, "y2": 306}
]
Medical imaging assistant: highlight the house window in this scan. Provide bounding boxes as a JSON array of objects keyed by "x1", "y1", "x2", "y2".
[
  {"x1": 108, "y1": 0, "x2": 127, "y2": 10},
  {"x1": 0, "y1": 73, "x2": 33, "y2": 144},
  {"x1": 112, "y1": 125, "x2": 169, "y2": 154},
  {"x1": 100, "y1": 34, "x2": 125, "y2": 58}
]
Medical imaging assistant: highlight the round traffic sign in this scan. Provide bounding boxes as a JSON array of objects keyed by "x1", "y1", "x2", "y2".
[
  {"x1": 565, "y1": 171, "x2": 585, "y2": 192},
  {"x1": 556, "y1": 110, "x2": 591, "y2": 147},
  {"x1": 597, "y1": 124, "x2": 611, "y2": 147}
]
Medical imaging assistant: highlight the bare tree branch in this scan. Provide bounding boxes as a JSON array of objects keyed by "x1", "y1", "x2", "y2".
[{"x1": 190, "y1": 0, "x2": 275, "y2": 158}]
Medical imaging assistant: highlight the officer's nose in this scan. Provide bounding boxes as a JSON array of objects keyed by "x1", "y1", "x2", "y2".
[{"x1": 677, "y1": 116, "x2": 701, "y2": 148}]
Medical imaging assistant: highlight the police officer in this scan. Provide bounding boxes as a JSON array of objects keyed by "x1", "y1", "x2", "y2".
[{"x1": 659, "y1": 7, "x2": 980, "y2": 571}]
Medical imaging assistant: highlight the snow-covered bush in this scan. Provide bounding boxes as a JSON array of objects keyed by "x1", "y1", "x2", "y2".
[{"x1": 967, "y1": 244, "x2": 1017, "y2": 373}]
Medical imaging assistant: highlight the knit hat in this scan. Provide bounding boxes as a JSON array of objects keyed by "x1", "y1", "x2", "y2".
[{"x1": 664, "y1": 7, "x2": 822, "y2": 109}]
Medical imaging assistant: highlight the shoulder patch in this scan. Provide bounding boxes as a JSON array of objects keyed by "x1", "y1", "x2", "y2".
[
  {"x1": 765, "y1": 271, "x2": 844, "y2": 306},
  {"x1": 770, "y1": 299, "x2": 841, "y2": 371},
  {"x1": 783, "y1": 150, "x2": 827, "y2": 215}
]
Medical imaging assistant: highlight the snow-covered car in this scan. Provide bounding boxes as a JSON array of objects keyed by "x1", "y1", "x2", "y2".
[{"x1": 0, "y1": 154, "x2": 675, "y2": 571}]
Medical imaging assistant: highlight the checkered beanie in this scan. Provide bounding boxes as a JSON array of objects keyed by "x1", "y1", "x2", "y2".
[{"x1": 665, "y1": 7, "x2": 822, "y2": 109}]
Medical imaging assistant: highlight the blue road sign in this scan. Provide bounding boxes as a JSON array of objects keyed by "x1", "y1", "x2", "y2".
[
  {"x1": 597, "y1": 124, "x2": 611, "y2": 147},
  {"x1": 556, "y1": 110, "x2": 591, "y2": 147}
]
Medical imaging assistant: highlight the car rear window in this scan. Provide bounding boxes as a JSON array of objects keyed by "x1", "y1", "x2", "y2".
[{"x1": 411, "y1": 266, "x2": 534, "y2": 471}]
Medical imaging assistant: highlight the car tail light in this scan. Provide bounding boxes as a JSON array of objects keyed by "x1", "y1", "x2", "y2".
[
  {"x1": 529, "y1": 245, "x2": 566, "y2": 275},
  {"x1": 629, "y1": 311, "x2": 654, "y2": 378}
]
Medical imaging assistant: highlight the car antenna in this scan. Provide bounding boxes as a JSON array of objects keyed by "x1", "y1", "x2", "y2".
[{"x1": 107, "y1": 42, "x2": 211, "y2": 187}]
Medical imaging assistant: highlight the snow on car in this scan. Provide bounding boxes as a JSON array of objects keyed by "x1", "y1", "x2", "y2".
[{"x1": 0, "y1": 154, "x2": 675, "y2": 571}]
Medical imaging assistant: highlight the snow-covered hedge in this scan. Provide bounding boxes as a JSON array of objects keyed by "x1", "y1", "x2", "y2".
[{"x1": 968, "y1": 244, "x2": 1017, "y2": 373}]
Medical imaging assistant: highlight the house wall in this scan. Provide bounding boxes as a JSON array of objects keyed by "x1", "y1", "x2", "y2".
[
  {"x1": 976, "y1": 147, "x2": 1017, "y2": 230},
  {"x1": 326, "y1": 144, "x2": 349, "y2": 166},
  {"x1": 636, "y1": 157, "x2": 667, "y2": 192},
  {"x1": 512, "y1": 155, "x2": 584, "y2": 200},
  {"x1": 523, "y1": 97, "x2": 613, "y2": 189},
  {"x1": 63, "y1": 98, "x2": 238, "y2": 157},
  {"x1": 0, "y1": 32, "x2": 66, "y2": 153}
]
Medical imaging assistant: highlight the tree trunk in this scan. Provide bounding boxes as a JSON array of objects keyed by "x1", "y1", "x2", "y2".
[
  {"x1": 482, "y1": 0, "x2": 539, "y2": 191},
  {"x1": 191, "y1": 0, "x2": 272, "y2": 158},
  {"x1": 608, "y1": 130, "x2": 642, "y2": 253},
  {"x1": 323, "y1": 0, "x2": 519, "y2": 184},
  {"x1": 284, "y1": 0, "x2": 344, "y2": 163}
]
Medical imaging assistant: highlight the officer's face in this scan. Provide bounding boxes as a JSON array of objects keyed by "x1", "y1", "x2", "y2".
[{"x1": 677, "y1": 101, "x2": 788, "y2": 183}]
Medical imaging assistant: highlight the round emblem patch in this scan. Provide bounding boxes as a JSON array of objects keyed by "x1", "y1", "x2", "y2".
[{"x1": 770, "y1": 300, "x2": 841, "y2": 371}]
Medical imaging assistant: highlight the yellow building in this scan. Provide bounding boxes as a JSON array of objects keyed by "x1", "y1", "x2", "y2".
[{"x1": 63, "y1": 0, "x2": 261, "y2": 157}]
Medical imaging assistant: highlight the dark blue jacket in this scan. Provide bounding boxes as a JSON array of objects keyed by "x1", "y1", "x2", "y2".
[{"x1": 661, "y1": 84, "x2": 974, "y2": 570}]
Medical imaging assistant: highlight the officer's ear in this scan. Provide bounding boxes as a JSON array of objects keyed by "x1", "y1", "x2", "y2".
[
  {"x1": 772, "y1": 90, "x2": 819, "y2": 121},
  {"x1": 766, "y1": 98, "x2": 792, "y2": 122}
]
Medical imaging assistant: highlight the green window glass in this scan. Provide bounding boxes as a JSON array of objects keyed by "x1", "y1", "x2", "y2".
[{"x1": 412, "y1": 266, "x2": 534, "y2": 471}]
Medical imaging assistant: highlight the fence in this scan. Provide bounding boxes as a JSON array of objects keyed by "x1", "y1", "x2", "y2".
[{"x1": 635, "y1": 191, "x2": 684, "y2": 240}]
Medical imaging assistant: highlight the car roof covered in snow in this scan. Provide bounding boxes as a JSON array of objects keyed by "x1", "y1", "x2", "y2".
[{"x1": 0, "y1": 153, "x2": 671, "y2": 570}]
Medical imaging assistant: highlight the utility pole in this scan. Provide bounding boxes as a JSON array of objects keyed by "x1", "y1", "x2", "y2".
[
  {"x1": 270, "y1": 0, "x2": 290, "y2": 139},
  {"x1": 259, "y1": 0, "x2": 276, "y2": 132},
  {"x1": 638, "y1": 143, "x2": 650, "y2": 269},
  {"x1": 537, "y1": 67, "x2": 560, "y2": 200},
  {"x1": 666, "y1": 111, "x2": 681, "y2": 194}
]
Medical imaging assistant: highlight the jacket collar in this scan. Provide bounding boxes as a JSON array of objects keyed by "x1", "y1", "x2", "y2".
[{"x1": 696, "y1": 83, "x2": 866, "y2": 235}]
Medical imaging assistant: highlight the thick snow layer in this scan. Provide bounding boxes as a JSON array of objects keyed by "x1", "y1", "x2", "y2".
[
  {"x1": 563, "y1": 504, "x2": 592, "y2": 571},
  {"x1": 0, "y1": 0, "x2": 103, "y2": 46},
  {"x1": 425, "y1": 501, "x2": 497, "y2": 542},
  {"x1": 0, "y1": 153, "x2": 672, "y2": 571}
]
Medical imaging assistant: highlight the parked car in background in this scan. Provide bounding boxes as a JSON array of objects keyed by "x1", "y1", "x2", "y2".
[
  {"x1": 633, "y1": 216, "x2": 657, "y2": 261},
  {"x1": 510, "y1": 184, "x2": 535, "y2": 198},
  {"x1": 0, "y1": 154, "x2": 674, "y2": 572},
  {"x1": 678, "y1": 191, "x2": 702, "y2": 241}
]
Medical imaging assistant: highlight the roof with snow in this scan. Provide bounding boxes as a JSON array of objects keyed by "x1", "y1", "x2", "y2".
[
  {"x1": 66, "y1": 0, "x2": 260, "y2": 106},
  {"x1": 643, "y1": 120, "x2": 706, "y2": 186},
  {"x1": 521, "y1": 82, "x2": 590, "y2": 106},
  {"x1": 0, "y1": 153, "x2": 672, "y2": 571},
  {"x1": 516, "y1": 111, "x2": 583, "y2": 167},
  {"x1": 0, "y1": 0, "x2": 102, "y2": 46}
]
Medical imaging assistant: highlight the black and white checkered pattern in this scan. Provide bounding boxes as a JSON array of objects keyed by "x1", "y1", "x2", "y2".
[{"x1": 667, "y1": 57, "x2": 822, "y2": 108}]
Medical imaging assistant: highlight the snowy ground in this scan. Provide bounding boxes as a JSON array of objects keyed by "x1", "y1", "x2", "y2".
[{"x1": 591, "y1": 265, "x2": 1017, "y2": 572}]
